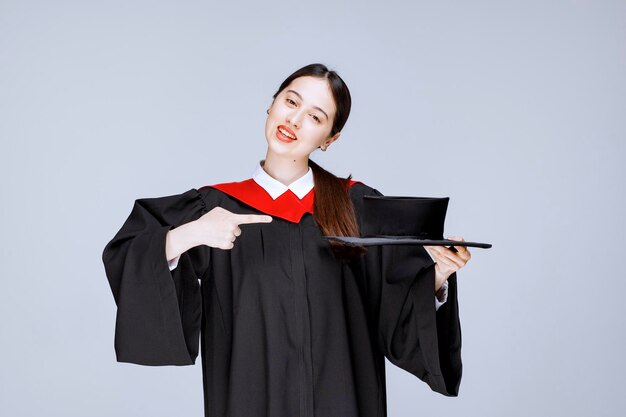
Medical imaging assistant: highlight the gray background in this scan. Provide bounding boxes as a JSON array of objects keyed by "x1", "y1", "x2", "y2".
[{"x1": 1, "y1": 0, "x2": 624, "y2": 416}]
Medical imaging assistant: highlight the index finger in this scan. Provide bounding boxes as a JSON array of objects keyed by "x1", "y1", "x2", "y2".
[{"x1": 232, "y1": 213, "x2": 273, "y2": 225}]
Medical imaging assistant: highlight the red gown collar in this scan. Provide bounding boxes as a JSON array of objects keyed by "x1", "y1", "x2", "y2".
[{"x1": 200, "y1": 178, "x2": 360, "y2": 223}]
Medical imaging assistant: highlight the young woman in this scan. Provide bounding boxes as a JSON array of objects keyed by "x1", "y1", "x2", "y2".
[{"x1": 102, "y1": 63, "x2": 471, "y2": 417}]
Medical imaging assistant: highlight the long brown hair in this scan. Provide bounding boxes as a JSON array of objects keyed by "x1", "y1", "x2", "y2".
[{"x1": 271, "y1": 63, "x2": 365, "y2": 261}]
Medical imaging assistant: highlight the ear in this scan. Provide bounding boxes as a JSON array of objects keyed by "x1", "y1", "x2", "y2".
[{"x1": 324, "y1": 132, "x2": 341, "y2": 148}]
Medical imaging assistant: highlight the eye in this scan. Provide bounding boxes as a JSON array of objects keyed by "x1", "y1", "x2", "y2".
[
  {"x1": 311, "y1": 114, "x2": 321, "y2": 123},
  {"x1": 286, "y1": 98, "x2": 296, "y2": 106}
]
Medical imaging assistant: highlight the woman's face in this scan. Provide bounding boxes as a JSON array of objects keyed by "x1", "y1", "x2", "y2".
[{"x1": 265, "y1": 76, "x2": 340, "y2": 161}]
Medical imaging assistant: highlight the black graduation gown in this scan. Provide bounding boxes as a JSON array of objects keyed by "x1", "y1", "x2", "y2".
[{"x1": 102, "y1": 180, "x2": 462, "y2": 417}]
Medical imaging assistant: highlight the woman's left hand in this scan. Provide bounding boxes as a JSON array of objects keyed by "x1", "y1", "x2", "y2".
[{"x1": 424, "y1": 236, "x2": 472, "y2": 293}]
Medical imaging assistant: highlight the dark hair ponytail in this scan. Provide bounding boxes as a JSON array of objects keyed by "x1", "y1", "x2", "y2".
[
  {"x1": 272, "y1": 63, "x2": 365, "y2": 261},
  {"x1": 308, "y1": 159, "x2": 366, "y2": 261}
]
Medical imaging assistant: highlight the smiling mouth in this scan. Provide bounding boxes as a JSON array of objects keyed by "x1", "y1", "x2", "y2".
[{"x1": 276, "y1": 126, "x2": 297, "y2": 142}]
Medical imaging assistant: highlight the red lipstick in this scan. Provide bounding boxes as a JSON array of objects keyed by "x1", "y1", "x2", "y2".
[{"x1": 276, "y1": 125, "x2": 297, "y2": 143}]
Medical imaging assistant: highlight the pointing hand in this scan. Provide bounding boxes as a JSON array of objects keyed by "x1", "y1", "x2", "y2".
[{"x1": 192, "y1": 207, "x2": 273, "y2": 250}]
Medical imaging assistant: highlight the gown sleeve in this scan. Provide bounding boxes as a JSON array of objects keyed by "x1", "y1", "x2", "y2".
[
  {"x1": 102, "y1": 188, "x2": 211, "y2": 366},
  {"x1": 351, "y1": 185, "x2": 463, "y2": 396}
]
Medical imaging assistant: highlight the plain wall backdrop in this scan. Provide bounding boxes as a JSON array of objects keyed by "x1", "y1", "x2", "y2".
[{"x1": 1, "y1": 0, "x2": 625, "y2": 416}]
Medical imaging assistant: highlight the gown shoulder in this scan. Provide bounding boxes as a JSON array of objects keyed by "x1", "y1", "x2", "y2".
[{"x1": 348, "y1": 180, "x2": 383, "y2": 197}]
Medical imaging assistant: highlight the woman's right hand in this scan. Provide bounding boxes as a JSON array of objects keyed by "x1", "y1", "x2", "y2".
[
  {"x1": 165, "y1": 207, "x2": 273, "y2": 261},
  {"x1": 191, "y1": 207, "x2": 273, "y2": 249}
]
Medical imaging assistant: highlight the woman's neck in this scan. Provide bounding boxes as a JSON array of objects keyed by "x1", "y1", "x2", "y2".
[{"x1": 262, "y1": 152, "x2": 309, "y2": 186}]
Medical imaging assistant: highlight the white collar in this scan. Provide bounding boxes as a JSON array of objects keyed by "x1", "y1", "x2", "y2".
[{"x1": 252, "y1": 161, "x2": 314, "y2": 200}]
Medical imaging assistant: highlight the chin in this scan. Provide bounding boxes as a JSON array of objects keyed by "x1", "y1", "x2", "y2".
[{"x1": 266, "y1": 140, "x2": 288, "y2": 155}]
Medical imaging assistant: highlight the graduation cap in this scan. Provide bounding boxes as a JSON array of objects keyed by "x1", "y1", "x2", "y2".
[{"x1": 325, "y1": 195, "x2": 492, "y2": 249}]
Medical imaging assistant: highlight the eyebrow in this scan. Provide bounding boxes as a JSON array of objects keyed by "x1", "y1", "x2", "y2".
[{"x1": 286, "y1": 89, "x2": 329, "y2": 121}]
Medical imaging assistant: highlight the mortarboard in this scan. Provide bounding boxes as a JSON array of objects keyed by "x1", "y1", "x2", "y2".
[{"x1": 325, "y1": 195, "x2": 492, "y2": 249}]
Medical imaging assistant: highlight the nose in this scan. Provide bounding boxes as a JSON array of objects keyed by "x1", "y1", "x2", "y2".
[{"x1": 287, "y1": 107, "x2": 304, "y2": 129}]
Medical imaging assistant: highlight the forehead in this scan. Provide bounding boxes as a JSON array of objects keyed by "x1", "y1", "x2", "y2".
[{"x1": 283, "y1": 76, "x2": 336, "y2": 115}]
